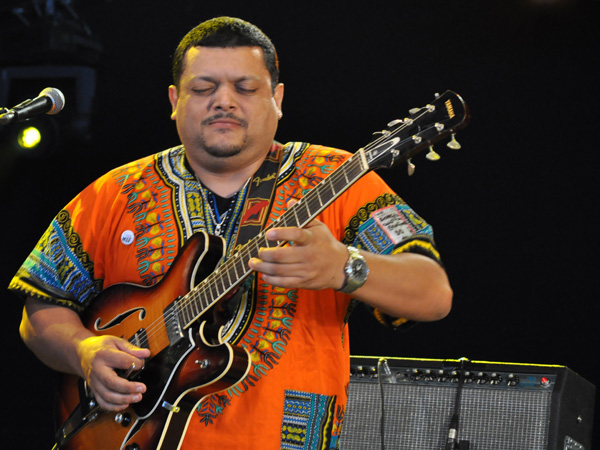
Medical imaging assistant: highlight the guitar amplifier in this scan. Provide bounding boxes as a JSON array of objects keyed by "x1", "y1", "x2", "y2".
[{"x1": 339, "y1": 356, "x2": 595, "y2": 450}]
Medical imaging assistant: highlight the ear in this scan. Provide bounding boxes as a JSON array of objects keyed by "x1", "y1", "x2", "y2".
[
  {"x1": 273, "y1": 83, "x2": 284, "y2": 118},
  {"x1": 168, "y1": 85, "x2": 179, "y2": 120}
]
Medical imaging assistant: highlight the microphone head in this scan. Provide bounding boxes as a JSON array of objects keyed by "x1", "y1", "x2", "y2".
[{"x1": 40, "y1": 87, "x2": 65, "y2": 115}]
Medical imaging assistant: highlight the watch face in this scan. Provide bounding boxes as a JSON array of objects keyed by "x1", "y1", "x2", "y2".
[{"x1": 351, "y1": 259, "x2": 368, "y2": 281}]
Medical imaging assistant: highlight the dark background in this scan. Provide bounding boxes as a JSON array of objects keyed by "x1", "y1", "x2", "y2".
[{"x1": 1, "y1": 0, "x2": 598, "y2": 448}]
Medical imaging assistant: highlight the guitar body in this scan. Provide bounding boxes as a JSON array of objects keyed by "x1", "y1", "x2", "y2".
[{"x1": 55, "y1": 232, "x2": 252, "y2": 450}]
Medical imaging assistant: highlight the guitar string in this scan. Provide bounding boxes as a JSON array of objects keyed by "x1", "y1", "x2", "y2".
[{"x1": 125, "y1": 105, "x2": 439, "y2": 352}]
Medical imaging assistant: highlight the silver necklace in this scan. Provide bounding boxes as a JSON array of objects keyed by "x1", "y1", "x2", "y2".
[{"x1": 197, "y1": 177, "x2": 250, "y2": 237}]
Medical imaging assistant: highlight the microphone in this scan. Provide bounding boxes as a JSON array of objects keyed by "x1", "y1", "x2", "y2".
[{"x1": 0, "y1": 87, "x2": 65, "y2": 125}]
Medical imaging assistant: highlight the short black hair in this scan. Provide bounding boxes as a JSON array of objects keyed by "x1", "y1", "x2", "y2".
[{"x1": 172, "y1": 17, "x2": 280, "y2": 90}]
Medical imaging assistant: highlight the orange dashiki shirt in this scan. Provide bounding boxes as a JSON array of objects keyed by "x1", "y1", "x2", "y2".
[{"x1": 9, "y1": 142, "x2": 440, "y2": 449}]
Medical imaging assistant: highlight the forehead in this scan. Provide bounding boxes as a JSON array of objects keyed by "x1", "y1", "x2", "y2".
[{"x1": 182, "y1": 46, "x2": 270, "y2": 81}]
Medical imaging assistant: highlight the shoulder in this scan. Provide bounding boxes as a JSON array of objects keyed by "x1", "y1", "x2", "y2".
[
  {"x1": 91, "y1": 146, "x2": 183, "y2": 192},
  {"x1": 283, "y1": 141, "x2": 350, "y2": 160},
  {"x1": 281, "y1": 142, "x2": 351, "y2": 174}
]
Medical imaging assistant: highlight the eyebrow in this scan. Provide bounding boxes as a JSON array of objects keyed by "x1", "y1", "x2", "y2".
[{"x1": 190, "y1": 75, "x2": 262, "y2": 84}]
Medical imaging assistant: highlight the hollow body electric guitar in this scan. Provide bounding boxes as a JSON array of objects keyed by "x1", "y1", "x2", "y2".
[{"x1": 54, "y1": 91, "x2": 469, "y2": 450}]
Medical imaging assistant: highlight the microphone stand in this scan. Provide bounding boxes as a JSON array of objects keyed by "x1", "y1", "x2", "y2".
[
  {"x1": 445, "y1": 358, "x2": 470, "y2": 450},
  {"x1": 0, "y1": 99, "x2": 34, "y2": 125}
]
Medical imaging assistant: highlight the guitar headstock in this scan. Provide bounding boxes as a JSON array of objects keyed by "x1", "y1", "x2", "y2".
[{"x1": 364, "y1": 90, "x2": 470, "y2": 173}]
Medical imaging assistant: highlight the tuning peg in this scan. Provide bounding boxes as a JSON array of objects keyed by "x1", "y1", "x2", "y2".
[
  {"x1": 387, "y1": 119, "x2": 403, "y2": 127},
  {"x1": 447, "y1": 133, "x2": 461, "y2": 150},
  {"x1": 407, "y1": 159, "x2": 416, "y2": 176},
  {"x1": 372, "y1": 130, "x2": 390, "y2": 137},
  {"x1": 409, "y1": 108, "x2": 421, "y2": 115},
  {"x1": 426, "y1": 146, "x2": 441, "y2": 161}
]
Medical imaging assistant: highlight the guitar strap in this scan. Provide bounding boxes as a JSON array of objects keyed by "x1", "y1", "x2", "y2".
[
  {"x1": 231, "y1": 141, "x2": 285, "y2": 250},
  {"x1": 216, "y1": 142, "x2": 285, "y2": 319}
]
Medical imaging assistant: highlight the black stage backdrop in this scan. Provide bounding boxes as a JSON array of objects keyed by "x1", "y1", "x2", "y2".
[{"x1": 1, "y1": 1, "x2": 598, "y2": 448}]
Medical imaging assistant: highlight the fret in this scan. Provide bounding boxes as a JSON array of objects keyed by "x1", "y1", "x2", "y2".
[
  {"x1": 188, "y1": 293, "x2": 199, "y2": 319},
  {"x1": 216, "y1": 271, "x2": 227, "y2": 293},
  {"x1": 324, "y1": 178, "x2": 337, "y2": 200},
  {"x1": 297, "y1": 198, "x2": 312, "y2": 226},
  {"x1": 231, "y1": 257, "x2": 242, "y2": 279},
  {"x1": 199, "y1": 290, "x2": 210, "y2": 311},
  {"x1": 291, "y1": 205, "x2": 300, "y2": 228},
  {"x1": 208, "y1": 282, "x2": 219, "y2": 305},
  {"x1": 235, "y1": 260, "x2": 248, "y2": 280},
  {"x1": 316, "y1": 188, "x2": 324, "y2": 208},
  {"x1": 180, "y1": 302, "x2": 190, "y2": 326},
  {"x1": 222, "y1": 264, "x2": 235, "y2": 286}
]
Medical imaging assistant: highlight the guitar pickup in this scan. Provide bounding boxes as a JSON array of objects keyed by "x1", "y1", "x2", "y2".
[{"x1": 164, "y1": 300, "x2": 185, "y2": 344}]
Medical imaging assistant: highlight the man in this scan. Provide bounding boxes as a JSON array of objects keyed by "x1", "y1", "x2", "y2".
[{"x1": 10, "y1": 17, "x2": 452, "y2": 449}]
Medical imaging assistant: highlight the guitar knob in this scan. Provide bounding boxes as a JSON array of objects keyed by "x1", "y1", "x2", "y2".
[
  {"x1": 447, "y1": 133, "x2": 461, "y2": 150},
  {"x1": 115, "y1": 412, "x2": 132, "y2": 427},
  {"x1": 426, "y1": 146, "x2": 441, "y2": 161}
]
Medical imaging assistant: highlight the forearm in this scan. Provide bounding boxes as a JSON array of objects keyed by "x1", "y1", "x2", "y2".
[
  {"x1": 351, "y1": 251, "x2": 453, "y2": 322},
  {"x1": 20, "y1": 297, "x2": 93, "y2": 377}
]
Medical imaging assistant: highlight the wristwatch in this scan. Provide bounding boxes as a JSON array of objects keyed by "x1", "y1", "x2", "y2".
[{"x1": 338, "y1": 246, "x2": 369, "y2": 294}]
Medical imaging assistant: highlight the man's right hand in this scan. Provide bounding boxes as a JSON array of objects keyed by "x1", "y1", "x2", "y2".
[
  {"x1": 20, "y1": 298, "x2": 150, "y2": 411},
  {"x1": 77, "y1": 335, "x2": 150, "y2": 411}
]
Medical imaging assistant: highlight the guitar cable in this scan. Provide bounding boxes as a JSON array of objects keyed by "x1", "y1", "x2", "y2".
[{"x1": 376, "y1": 357, "x2": 393, "y2": 450}]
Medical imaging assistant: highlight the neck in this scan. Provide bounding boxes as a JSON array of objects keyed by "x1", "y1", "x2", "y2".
[{"x1": 185, "y1": 148, "x2": 270, "y2": 198}]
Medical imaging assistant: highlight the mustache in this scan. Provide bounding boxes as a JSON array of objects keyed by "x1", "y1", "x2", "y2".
[{"x1": 201, "y1": 112, "x2": 248, "y2": 127}]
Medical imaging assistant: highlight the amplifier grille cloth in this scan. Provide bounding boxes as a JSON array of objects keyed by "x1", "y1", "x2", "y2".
[{"x1": 340, "y1": 382, "x2": 553, "y2": 450}]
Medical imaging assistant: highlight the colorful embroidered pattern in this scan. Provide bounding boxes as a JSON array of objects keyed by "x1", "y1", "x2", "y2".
[
  {"x1": 281, "y1": 390, "x2": 337, "y2": 450},
  {"x1": 9, "y1": 209, "x2": 100, "y2": 311}
]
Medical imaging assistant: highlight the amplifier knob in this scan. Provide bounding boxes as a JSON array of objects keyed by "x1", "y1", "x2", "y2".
[
  {"x1": 409, "y1": 369, "x2": 423, "y2": 381},
  {"x1": 489, "y1": 372, "x2": 503, "y2": 385},
  {"x1": 506, "y1": 373, "x2": 520, "y2": 386},
  {"x1": 475, "y1": 372, "x2": 489, "y2": 384},
  {"x1": 424, "y1": 369, "x2": 435, "y2": 381},
  {"x1": 463, "y1": 371, "x2": 473, "y2": 383}
]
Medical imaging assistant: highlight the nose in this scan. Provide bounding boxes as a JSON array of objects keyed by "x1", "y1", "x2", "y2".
[{"x1": 211, "y1": 85, "x2": 237, "y2": 112}]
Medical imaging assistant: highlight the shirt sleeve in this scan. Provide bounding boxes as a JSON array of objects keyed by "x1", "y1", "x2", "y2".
[
  {"x1": 8, "y1": 202, "x2": 104, "y2": 313},
  {"x1": 337, "y1": 171, "x2": 442, "y2": 330},
  {"x1": 7, "y1": 168, "x2": 127, "y2": 312}
]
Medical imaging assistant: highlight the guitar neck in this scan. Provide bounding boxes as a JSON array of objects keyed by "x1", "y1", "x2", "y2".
[{"x1": 177, "y1": 149, "x2": 371, "y2": 330}]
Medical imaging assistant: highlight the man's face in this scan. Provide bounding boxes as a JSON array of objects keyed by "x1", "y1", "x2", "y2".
[{"x1": 168, "y1": 46, "x2": 284, "y2": 171}]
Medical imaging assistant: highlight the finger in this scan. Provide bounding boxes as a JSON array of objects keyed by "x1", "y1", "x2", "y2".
[
  {"x1": 114, "y1": 338, "x2": 151, "y2": 359},
  {"x1": 88, "y1": 370, "x2": 146, "y2": 411},
  {"x1": 93, "y1": 385, "x2": 143, "y2": 411},
  {"x1": 265, "y1": 227, "x2": 305, "y2": 245}
]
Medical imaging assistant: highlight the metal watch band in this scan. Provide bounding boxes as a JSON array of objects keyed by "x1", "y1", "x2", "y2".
[{"x1": 338, "y1": 246, "x2": 369, "y2": 294}]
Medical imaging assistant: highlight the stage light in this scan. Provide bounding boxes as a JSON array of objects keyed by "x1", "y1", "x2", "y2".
[
  {"x1": 17, "y1": 125, "x2": 42, "y2": 150},
  {"x1": 0, "y1": 1, "x2": 102, "y2": 156}
]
